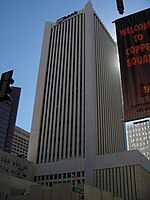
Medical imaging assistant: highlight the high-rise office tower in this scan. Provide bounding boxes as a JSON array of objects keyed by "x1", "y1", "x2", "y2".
[
  {"x1": 28, "y1": 2, "x2": 126, "y2": 186},
  {"x1": 0, "y1": 87, "x2": 21, "y2": 152},
  {"x1": 127, "y1": 119, "x2": 150, "y2": 160}
]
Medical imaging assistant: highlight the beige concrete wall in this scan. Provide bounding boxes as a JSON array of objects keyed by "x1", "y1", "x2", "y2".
[
  {"x1": 136, "y1": 165, "x2": 150, "y2": 200},
  {"x1": 0, "y1": 172, "x2": 38, "y2": 197},
  {"x1": 10, "y1": 196, "x2": 30, "y2": 200},
  {"x1": 0, "y1": 185, "x2": 11, "y2": 195},
  {"x1": 29, "y1": 185, "x2": 45, "y2": 200},
  {"x1": 29, "y1": 185, "x2": 52, "y2": 200},
  {"x1": 84, "y1": 185, "x2": 114, "y2": 200},
  {"x1": 72, "y1": 192, "x2": 81, "y2": 200},
  {"x1": 43, "y1": 188, "x2": 52, "y2": 200},
  {"x1": 101, "y1": 190, "x2": 113, "y2": 200},
  {"x1": 9, "y1": 186, "x2": 52, "y2": 200},
  {"x1": 84, "y1": 185, "x2": 101, "y2": 200},
  {"x1": 52, "y1": 183, "x2": 72, "y2": 200}
]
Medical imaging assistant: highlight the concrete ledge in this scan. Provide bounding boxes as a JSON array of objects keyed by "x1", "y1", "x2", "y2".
[
  {"x1": 95, "y1": 150, "x2": 150, "y2": 172},
  {"x1": 35, "y1": 158, "x2": 84, "y2": 175}
]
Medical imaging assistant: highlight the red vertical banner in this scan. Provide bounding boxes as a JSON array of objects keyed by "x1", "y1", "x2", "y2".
[{"x1": 115, "y1": 8, "x2": 150, "y2": 122}]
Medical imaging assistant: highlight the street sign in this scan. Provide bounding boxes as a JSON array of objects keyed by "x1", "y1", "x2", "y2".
[{"x1": 72, "y1": 187, "x2": 84, "y2": 194}]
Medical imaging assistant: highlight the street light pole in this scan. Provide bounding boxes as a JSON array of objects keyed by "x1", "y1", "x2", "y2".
[{"x1": 116, "y1": 0, "x2": 124, "y2": 15}]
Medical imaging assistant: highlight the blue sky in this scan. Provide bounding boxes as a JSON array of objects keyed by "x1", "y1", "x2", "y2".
[{"x1": 0, "y1": 0, "x2": 149, "y2": 132}]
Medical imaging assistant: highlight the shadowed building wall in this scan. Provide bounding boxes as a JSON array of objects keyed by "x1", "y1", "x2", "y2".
[{"x1": 0, "y1": 87, "x2": 21, "y2": 152}]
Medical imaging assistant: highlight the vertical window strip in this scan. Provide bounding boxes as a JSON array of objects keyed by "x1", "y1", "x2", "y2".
[
  {"x1": 61, "y1": 20, "x2": 70, "y2": 160},
  {"x1": 126, "y1": 166, "x2": 131, "y2": 200},
  {"x1": 118, "y1": 167, "x2": 123, "y2": 198},
  {"x1": 79, "y1": 13, "x2": 84, "y2": 158},
  {"x1": 98, "y1": 18, "x2": 105, "y2": 155},
  {"x1": 130, "y1": 165, "x2": 136, "y2": 200},
  {"x1": 133, "y1": 166, "x2": 138, "y2": 200},
  {"x1": 95, "y1": 16, "x2": 108, "y2": 154},
  {"x1": 71, "y1": 17, "x2": 77, "y2": 159},
  {"x1": 94, "y1": 16, "x2": 100, "y2": 155},
  {"x1": 98, "y1": 170, "x2": 100, "y2": 188},
  {"x1": 44, "y1": 26, "x2": 58, "y2": 162},
  {"x1": 117, "y1": 167, "x2": 121, "y2": 198},
  {"x1": 123, "y1": 166, "x2": 129, "y2": 199},
  {"x1": 122, "y1": 167, "x2": 127, "y2": 199},
  {"x1": 104, "y1": 33, "x2": 110, "y2": 154},
  {"x1": 111, "y1": 168, "x2": 115, "y2": 196},
  {"x1": 37, "y1": 27, "x2": 55, "y2": 163},
  {"x1": 96, "y1": 17, "x2": 101, "y2": 154},
  {"x1": 74, "y1": 16, "x2": 79, "y2": 156},
  {"x1": 52, "y1": 24, "x2": 62, "y2": 162},
  {"x1": 77, "y1": 14, "x2": 82, "y2": 157},
  {"x1": 45, "y1": 26, "x2": 60, "y2": 162},
  {"x1": 94, "y1": 16, "x2": 97, "y2": 154},
  {"x1": 57, "y1": 23, "x2": 66, "y2": 161},
  {"x1": 45, "y1": 26, "x2": 57, "y2": 162},
  {"x1": 115, "y1": 168, "x2": 118, "y2": 197},
  {"x1": 107, "y1": 41, "x2": 113, "y2": 154},
  {"x1": 66, "y1": 18, "x2": 74, "y2": 159},
  {"x1": 103, "y1": 33, "x2": 108, "y2": 154},
  {"x1": 83, "y1": 13, "x2": 86, "y2": 157},
  {"x1": 54, "y1": 23, "x2": 64, "y2": 162},
  {"x1": 58, "y1": 21, "x2": 67, "y2": 161},
  {"x1": 103, "y1": 169, "x2": 106, "y2": 191},
  {"x1": 109, "y1": 168, "x2": 113, "y2": 195},
  {"x1": 94, "y1": 170, "x2": 97, "y2": 187},
  {"x1": 79, "y1": 14, "x2": 83, "y2": 157},
  {"x1": 43, "y1": 26, "x2": 60, "y2": 162},
  {"x1": 63, "y1": 19, "x2": 71, "y2": 159},
  {"x1": 106, "y1": 168, "x2": 110, "y2": 192},
  {"x1": 49, "y1": 25, "x2": 61, "y2": 162},
  {"x1": 100, "y1": 170, "x2": 103, "y2": 190},
  {"x1": 120, "y1": 167, "x2": 125, "y2": 199},
  {"x1": 69, "y1": 17, "x2": 76, "y2": 158},
  {"x1": 97, "y1": 18, "x2": 101, "y2": 155}
]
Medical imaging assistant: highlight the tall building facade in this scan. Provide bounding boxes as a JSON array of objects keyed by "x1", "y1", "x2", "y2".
[
  {"x1": 10, "y1": 126, "x2": 30, "y2": 159},
  {"x1": 28, "y1": 2, "x2": 126, "y2": 186},
  {"x1": 0, "y1": 87, "x2": 21, "y2": 152},
  {"x1": 127, "y1": 119, "x2": 150, "y2": 160}
]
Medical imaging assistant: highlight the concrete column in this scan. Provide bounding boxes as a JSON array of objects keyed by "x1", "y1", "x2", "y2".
[{"x1": 84, "y1": 1, "x2": 97, "y2": 185}]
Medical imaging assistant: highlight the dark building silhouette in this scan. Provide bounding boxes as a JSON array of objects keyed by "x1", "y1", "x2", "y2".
[{"x1": 0, "y1": 87, "x2": 21, "y2": 152}]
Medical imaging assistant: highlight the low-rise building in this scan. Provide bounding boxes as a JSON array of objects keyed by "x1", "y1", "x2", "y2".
[
  {"x1": 0, "y1": 150, "x2": 150, "y2": 199},
  {"x1": 0, "y1": 149, "x2": 33, "y2": 181},
  {"x1": 0, "y1": 174, "x2": 122, "y2": 200},
  {"x1": 33, "y1": 150, "x2": 150, "y2": 200},
  {"x1": 94, "y1": 150, "x2": 150, "y2": 200}
]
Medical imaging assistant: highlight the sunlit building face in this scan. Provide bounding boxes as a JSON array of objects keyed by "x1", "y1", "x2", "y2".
[
  {"x1": 28, "y1": 1, "x2": 125, "y2": 186},
  {"x1": 128, "y1": 120, "x2": 150, "y2": 160}
]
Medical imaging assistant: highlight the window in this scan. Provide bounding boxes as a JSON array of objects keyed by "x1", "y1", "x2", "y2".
[
  {"x1": 68, "y1": 173, "x2": 71, "y2": 178},
  {"x1": 24, "y1": 166, "x2": 28, "y2": 170}
]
